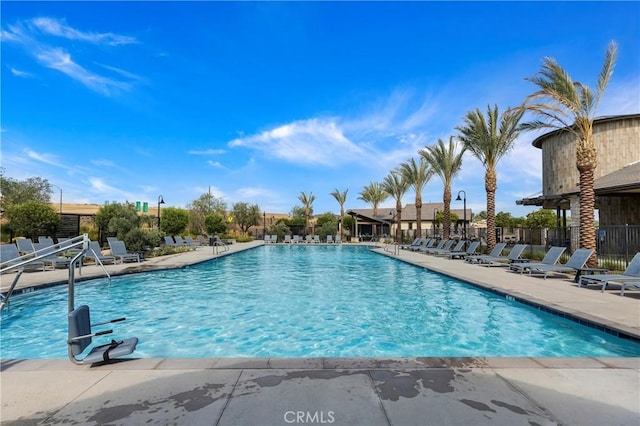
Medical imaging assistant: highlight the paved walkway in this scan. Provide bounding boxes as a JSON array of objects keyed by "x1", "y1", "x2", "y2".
[{"x1": 2, "y1": 242, "x2": 639, "y2": 425}]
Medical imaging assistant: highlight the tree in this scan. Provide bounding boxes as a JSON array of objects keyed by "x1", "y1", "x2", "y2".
[
  {"x1": 474, "y1": 211, "x2": 487, "y2": 221},
  {"x1": 204, "y1": 213, "x2": 228, "y2": 235},
  {"x1": 5, "y1": 201, "x2": 59, "y2": 240},
  {"x1": 160, "y1": 207, "x2": 189, "y2": 236},
  {"x1": 381, "y1": 172, "x2": 410, "y2": 243},
  {"x1": 519, "y1": 42, "x2": 617, "y2": 267},
  {"x1": 330, "y1": 188, "x2": 348, "y2": 242},
  {"x1": 396, "y1": 157, "x2": 433, "y2": 239},
  {"x1": 420, "y1": 137, "x2": 465, "y2": 240},
  {"x1": 290, "y1": 205, "x2": 306, "y2": 220},
  {"x1": 231, "y1": 202, "x2": 261, "y2": 235},
  {"x1": 187, "y1": 193, "x2": 227, "y2": 234},
  {"x1": 495, "y1": 211, "x2": 516, "y2": 228},
  {"x1": 297, "y1": 192, "x2": 316, "y2": 235},
  {"x1": 525, "y1": 209, "x2": 557, "y2": 228},
  {"x1": 94, "y1": 203, "x2": 140, "y2": 241},
  {"x1": 358, "y1": 182, "x2": 387, "y2": 237},
  {"x1": 456, "y1": 105, "x2": 523, "y2": 251},
  {"x1": 315, "y1": 213, "x2": 338, "y2": 241},
  {"x1": 0, "y1": 171, "x2": 51, "y2": 213}
]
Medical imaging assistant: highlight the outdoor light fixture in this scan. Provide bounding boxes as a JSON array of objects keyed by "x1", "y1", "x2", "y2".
[
  {"x1": 456, "y1": 190, "x2": 467, "y2": 248},
  {"x1": 157, "y1": 195, "x2": 165, "y2": 228}
]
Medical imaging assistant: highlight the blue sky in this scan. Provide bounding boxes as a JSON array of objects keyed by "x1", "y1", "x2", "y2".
[{"x1": 2, "y1": 1, "x2": 639, "y2": 218}]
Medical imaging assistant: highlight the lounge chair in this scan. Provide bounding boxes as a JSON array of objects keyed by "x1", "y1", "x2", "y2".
[
  {"x1": 293, "y1": 235, "x2": 302, "y2": 244},
  {"x1": 184, "y1": 236, "x2": 200, "y2": 247},
  {"x1": 424, "y1": 240, "x2": 455, "y2": 255},
  {"x1": 419, "y1": 239, "x2": 446, "y2": 254},
  {"x1": 326, "y1": 235, "x2": 334, "y2": 244},
  {"x1": 578, "y1": 252, "x2": 640, "y2": 292},
  {"x1": 0, "y1": 243, "x2": 46, "y2": 272},
  {"x1": 477, "y1": 244, "x2": 528, "y2": 267},
  {"x1": 163, "y1": 236, "x2": 177, "y2": 246},
  {"x1": 197, "y1": 235, "x2": 209, "y2": 245},
  {"x1": 465, "y1": 243, "x2": 507, "y2": 264},
  {"x1": 68, "y1": 304, "x2": 138, "y2": 365},
  {"x1": 313, "y1": 235, "x2": 320, "y2": 244},
  {"x1": 284, "y1": 235, "x2": 292, "y2": 244},
  {"x1": 509, "y1": 246, "x2": 567, "y2": 274},
  {"x1": 108, "y1": 240, "x2": 140, "y2": 263},
  {"x1": 15, "y1": 238, "x2": 35, "y2": 256},
  {"x1": 402, "y1": 237, "x2": 422, "y2": 250},
  {"x1": 174, "y1": 236, "x2": 188, "y2": 246},
  {"x1": 38, "y1": 236, "x2": 54, "y2": 246},
  {"x1": 271, "y1": 235, "x2": 278, "y2": 244},
  {"x1": 33, "y1": 242, "x2": 72, "y2": 269},
  {"x1": 86, "y1": 241, "x2": 117, "y2": 265},
  {"x1": 412, "y1": 238, "x2": 435, "y2": 252},
  {"x1": 526, "y1": 248, "x2": 594, "y2": 279},
  {"x1": 305, "y1": 235, "x2": 312, "y2": 243},
  {"x1": 447, "y1": 241, "x2": 480, "y2": 260},
  {"x1": 335, "y1": 235, "x2": 342, "y2": 244},
  {"x1": 620, "y1": 281, "x2": 640, "y2": 296},
  {"x1": 433, "y1": 240, "x2": 465, "y2": 257}
]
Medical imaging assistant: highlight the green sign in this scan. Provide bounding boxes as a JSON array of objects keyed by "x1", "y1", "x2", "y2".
[
  {"x1": 135, "y1": 201, "x2": 141, "y2": 212},
  {"x1": 143, "y1": 202, "x2": 148, "y2": 213}
]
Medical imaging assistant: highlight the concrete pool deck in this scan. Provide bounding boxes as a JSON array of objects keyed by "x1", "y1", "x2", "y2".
[{"x1": 2, "y1": 241, "x2": 639, "y2": 425}]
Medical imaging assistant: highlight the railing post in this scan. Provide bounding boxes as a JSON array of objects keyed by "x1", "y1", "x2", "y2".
[{"x1": 625, "y1": 223, "x2": 629, "y2": 266}]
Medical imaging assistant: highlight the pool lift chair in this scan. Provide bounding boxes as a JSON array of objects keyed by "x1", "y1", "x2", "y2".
[
  {"x1": 62, "y1": 235, "x2": 137, "y2": 365},
  {"x1": 68, "y1": 305, "x2": 138, "y2": 365}
]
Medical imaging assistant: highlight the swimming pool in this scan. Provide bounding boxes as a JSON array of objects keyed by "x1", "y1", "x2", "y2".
[{"x1": 1, "y1": 245, "x2": 639, "y2": 358}]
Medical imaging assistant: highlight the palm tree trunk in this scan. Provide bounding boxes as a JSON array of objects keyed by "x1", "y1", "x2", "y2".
[
  {"x1": 415, "y1": 197, "x2": 422, "y2": 238},
  {"x1": 486, "y1": 169, "x2": 497, "y2": 251},
  {"x1": 443, "y1": 186, "x2": 451, "y2": 239},
  {"x1": 579, "y1": 167, "x2": 598, "y2": 267},
  {"x1": 395, "y1": 205, "x2": 402, "y2": 242}
]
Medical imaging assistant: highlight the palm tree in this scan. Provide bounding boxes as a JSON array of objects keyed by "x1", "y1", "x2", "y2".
[
  {"x1": 456, "y1": 105, "x2": 523, "y2": 251},
  {"x1": 358, "y1": 182, "x2": 388, "y2": 237},
  {"x1": 381, "y1": 171, "x2": 410, "y2": 243},
  {"x1": 519, "y1": 42, "x2": 617, "y2": 267},
  {"x1": 298, "y1": 191, "x2": 316, "y2": 235},
  {"x1": 396, "y1": 157, "x2": 433, "y2": 239},
  {"x1": 420, "y1": 136, "x2": 465, "y2": 240},
  {"x1": 330, "y1": 188, "x2": 348, "y2": 242}
]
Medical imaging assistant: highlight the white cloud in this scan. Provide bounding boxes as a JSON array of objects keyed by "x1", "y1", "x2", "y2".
[
  {"x1": 88, "y1": 177, "x2": 136, "y2": 200},
  {"x1": 207, "y1": 161, "x2": 224, "y2": 168},
  {"x1": 188, "y1": 148, "x2": 226, "y2": 155},
  {"x1": 9, "y1": 67, "x2": 32, "y2": 77},
  {"x1": 31, "y1": 17, "x2": 137, "y2": 46},
  {"x1": 24, "y1": 148, "x2": 68, "y2": 168}
]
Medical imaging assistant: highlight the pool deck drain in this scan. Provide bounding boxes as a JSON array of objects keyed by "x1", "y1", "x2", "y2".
[{"x1": 2, "y1": 242, "x2": 639, "y2": 425}]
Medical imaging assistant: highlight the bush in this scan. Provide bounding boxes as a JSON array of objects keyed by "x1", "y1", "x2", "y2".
[{"x1": 123, "y1": 228, "x2": 163, "y2": 252}]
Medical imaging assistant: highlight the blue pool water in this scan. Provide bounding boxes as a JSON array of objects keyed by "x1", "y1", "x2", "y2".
[{"x1": 1, "y1": 245, "x2": 639, "y2": 358}]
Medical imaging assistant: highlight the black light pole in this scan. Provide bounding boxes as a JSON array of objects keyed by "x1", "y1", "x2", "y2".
[
  {"x1": 433, "y1": 208, "x2": 438, "y2": 238},
  {"x1": 157, "y1": 195, "x2": 165, "y2": 229},
  {"x1": 456, "y1": 190, "x2": 467, "y2": 249}
]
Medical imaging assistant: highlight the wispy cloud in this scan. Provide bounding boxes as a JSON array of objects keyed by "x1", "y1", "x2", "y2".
[
  {"x1": 207, "y1": 161, "x2": 225, "y2": 168},
  {"x1": 188, "y1": 148, "x2": 226, "y2": 155},
  {"x1": 31, "y1": 17, "x2": 137, "y2": 46},
  {"x1": 24, "y1": 148, "x2": 68, "y2": 169},
  {"x1": 88, "y1": 177, "x2": 136, "y2": 200},
  {"x1": 9, "y1": 67, "x2": 32, "y2": 77},
  {"x1": 2, "y1": 17, "x2": 140, "y2": 96}
]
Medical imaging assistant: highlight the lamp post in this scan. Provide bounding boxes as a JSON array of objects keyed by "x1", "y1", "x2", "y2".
[
  {"x1": 157, "y1": 195, "x2": 165, "y2": 229},
  {"x1": 51, "y1": 184, "x2": 62, "y2": 215},
  {"x1": 456, "y1": 190, "x2": 467, "y2": 248},
  {"x1": 433, "y1": 208, "x2": 438, "y2": 238}
]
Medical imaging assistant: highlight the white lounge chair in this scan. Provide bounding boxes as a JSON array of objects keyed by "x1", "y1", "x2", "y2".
[
  {"x1": 578, "y1": 252, "x2": 640, "y2": 292},
  {"x1": 293, "y1": 235, "x2": 302, "y2": 244},
  {"x1": 313, "y1": 235, "x2": 320, "y2": 244},
  {"x1": 284, "y1": 235, "x2": 292, "y2": 244},
  {"x1": 326, "y1": 235, "x2": 334, "y2": 244},
  {"x1": 526, "y1": 248, "x2": 594, "y2": 279},
  {"x1": 335, "y1": 235, "x2": 342, "y2": 244}
]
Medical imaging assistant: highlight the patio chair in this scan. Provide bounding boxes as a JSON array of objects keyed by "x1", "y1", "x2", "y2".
[
  {"x1": 163, "y1": 236, "x2": 177, "y2": 246},
  {"x1": 305, "y1": 235, "x2": 313, "y2": 243},
  {"x1": 0, "y1": 243, "x2": 46, "y2": 272},
  {"x1": 401, "y1": 237, "x2": 422, "y2": 250},
  {"x1": 271, "y1": 235, "x2": 279, "y2": 243},
  {"x1": 433, "y1": 240, "x2": 465, "y2": 257},
  {"x1": 326, "y1": 235, "x2": 334, "y2": 244},
  {"x1": 68, "y1": 304, "x2": 138, "y2": 365},
  {"x1": 293, "y1": 235, "x2": 302, "y2": 244},
  {"x1": 424, "y1": 240, "x2": 455, "y2": 255},
  {"x1": 465, "y1": 243, "x2": 507, "y2": 264},
  {"x1": 412, "y1": 238, "x2": 435, "y2": 252},
  {"x1": 184, "y1": 236, "x2": 200, "y2": 247},
  {"x1": 509, "y1": 246, "x2": 567, "y2": 274},
  {"x1": 284, "y1": 235, "x2": 292, "y2": 243},
  {"x1": 313, "y1": 235, "x2": 320, "y2": 244},
  {"x1": 418, "y1": 239, "x2": 446, "y2": 254},
  {"x1": 173, "y1": 236, "x2": 188, "y2": 246},
  {"x1": 526, "y1": 248, "x2": 594, "y2": 279},
  {"x1": 447, "y1": 241, "x2": 480, "y2": 260},
  {"x1": 38, "y1": 236, "x2": 54, "y2": 246},
  {"x1": 578, "y1": 252, "x2": 640, "y2": 292},
  {"x1": 477, "y1": 244, "x2": 528, "y2": 267},
  {"x1": 108, "y1": 240, "x2": 140, "y2": 263},
  {"x1": 86, "y1": 241, "x2": 117, "y2": 265},
  {"x1": 15, "y1": 238, "x2": 35, "y2": 256},
  {"x1": 33, "y1": 242, "x2": 71, "y2": 269},
  {"x1": 335, "y1": 235, "x2": 342, "y2": 244},
  {"x1": 197, "y1": 235, "x2": 209, "y2": 245}
]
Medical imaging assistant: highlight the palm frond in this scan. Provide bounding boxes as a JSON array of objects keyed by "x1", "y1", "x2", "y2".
[{"x1": 595, "y1": 41, "x2": 618, "y2": 108}]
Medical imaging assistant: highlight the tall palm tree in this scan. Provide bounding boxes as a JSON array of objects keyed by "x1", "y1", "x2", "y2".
[
  {"x1": 456, "y1": 105, "x2": 523, "y2": 251},
  {"x1": 298, "y1": 191, "x2": 316, "y2": 235},
  {"x1": 396, "y1": 157, "x2": 433, "y2": 239},
  {"x1": 519, "y1": 42, "x2": 617, "y2": 267},
  {"x1": 381, "y1": 171, "x2": 410, "y2": 243},
  {"x1": 330, "y1": 188, "x2": 348, "y2": 242},
  {"x1": 358, "y1": 182, "x2": 387, "y2": 237},
  {"x1": 420, "y1": 136, "x2": 465, "y2": 240}
]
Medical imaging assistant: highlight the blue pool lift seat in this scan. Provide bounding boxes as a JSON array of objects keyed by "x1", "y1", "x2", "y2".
[{"x1": 68, "y1": 305, "x2": 138, "y2": 365}]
